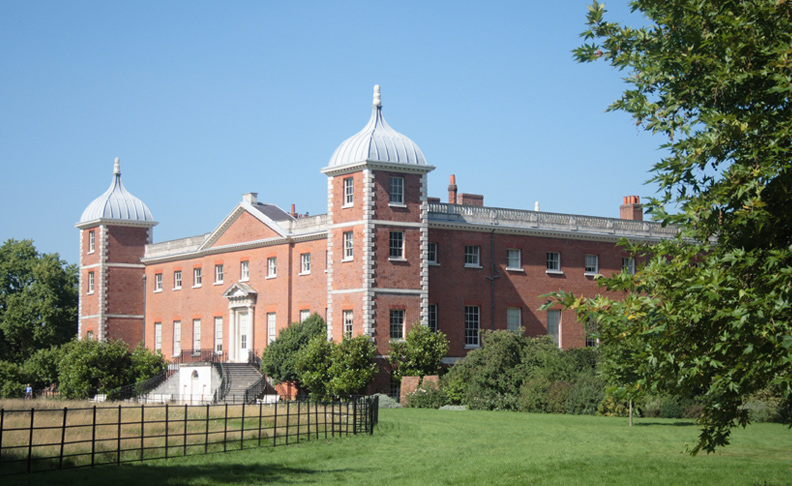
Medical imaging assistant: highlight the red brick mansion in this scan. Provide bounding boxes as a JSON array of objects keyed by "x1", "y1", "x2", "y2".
[{"x1": 76, "y1": 86, "x2": 674, "y2": 394}]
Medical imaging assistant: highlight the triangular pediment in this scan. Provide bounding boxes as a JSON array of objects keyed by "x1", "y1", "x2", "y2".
[
  {"x1": 222, "y1": 282, "x2": 258, "y2": 299},
  {"x1": 199, "y1": 202, "x2": 290, "y2": 251}
]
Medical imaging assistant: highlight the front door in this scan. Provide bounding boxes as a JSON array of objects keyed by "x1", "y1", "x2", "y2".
[{"x1": 237, "y1": 309, "x2": 250, "y2": 362}]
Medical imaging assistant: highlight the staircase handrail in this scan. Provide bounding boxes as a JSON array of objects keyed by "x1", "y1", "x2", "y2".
[
  {"x1": 243, "y1": 374, "x2": 269, "y2": 404},
  {"x1": 107, "y1": 362, "x2": 179, "y2": 401}
]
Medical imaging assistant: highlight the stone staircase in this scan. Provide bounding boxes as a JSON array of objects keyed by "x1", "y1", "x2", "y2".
[{"x1": 221, "y1": 363, "x2": 265, "y2": 403}]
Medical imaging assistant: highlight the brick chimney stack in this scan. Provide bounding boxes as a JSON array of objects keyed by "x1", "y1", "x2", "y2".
[
  {"x1": 448, "y1": 174, "x2": 458, "y2": 204},
  {"x1": 620, "y1": 195, "x2": 643, "y2": 221},
  {"x1": 289, "y1": 203, "x2": 298, "y2": 218}
]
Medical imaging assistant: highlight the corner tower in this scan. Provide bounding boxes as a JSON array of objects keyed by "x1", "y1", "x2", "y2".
[
  {"x1": 322, "y1": 86, "x2": 434, "y2": 355},
  {"x1": 76, "y1": 158, "x2": 157, "y2": 348}
]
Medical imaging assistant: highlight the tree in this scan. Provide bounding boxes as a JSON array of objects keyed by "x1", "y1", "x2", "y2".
[
  {"x1": 550, "y1": 0, "x2": 792, "y2": 453},
  {"x1": 57, "y1": 339, "x2": 135, "y2": 399},
  {"x1": 260, "y1": 313, "x2": 326, "y2": 387},
  {"x1": 130, "y1": 343, "x2": 166, "y2": 383},
  {"x1": 389, "y1": 324, "x2": 449, "y2": 385},
  {"x1": 294, "y1": 335, "x2": 334, "y2": 399},
  {"x1": 0, "y1": 239, "x2": 78, "y2": 362},
  {"x1": 294, "y1": 334, "x2": 378, "y2": 400}
]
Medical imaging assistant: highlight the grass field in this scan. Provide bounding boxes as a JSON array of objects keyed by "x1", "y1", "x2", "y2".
[{"x1": 5, "y1": 408, "x2": 791, "y2": 485}]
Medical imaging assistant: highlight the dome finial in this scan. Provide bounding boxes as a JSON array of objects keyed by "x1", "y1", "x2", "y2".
[
  {"x1": 373, "y1": 85, "x2": 381, "y2": 108},
  {"x1": 114, "y1": 157, "x2": 121, "y2": 175}
]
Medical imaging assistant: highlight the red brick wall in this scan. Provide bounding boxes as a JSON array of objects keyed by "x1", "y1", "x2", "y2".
[
  {"x1": 332, "y1": 172, "x2": 366, "y2": 223},
  {"x1": 106, "y1": 226, "x2": 148, "y2": 263},
  {"x1": 372, "y1": 171, "x2": 422, "y2": 222},
  {"x1": 212, "y1": 211, "x2": 280, "y2": 248},
  {"x1": 373, "y1": 227, "x2": 422, "y2": 290}
]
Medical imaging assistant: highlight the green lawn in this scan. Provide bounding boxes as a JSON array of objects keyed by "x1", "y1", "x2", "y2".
[{"x1": 7, "y1": 408, "x2": 791, "y2": 485}]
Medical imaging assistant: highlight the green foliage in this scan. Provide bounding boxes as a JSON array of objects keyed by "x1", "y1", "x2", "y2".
[
  {"x1": 0, "y1": 360, "x2": 25, "y2": 398},
  {"x1": 130, "y1": 343, "x2": 166, "y2": 383},
  {"x1": 260, "y1": 313, "x2": 326, "y2": 387},
  {"x1": 389, "y1": 324, "x2": 449, "y2": 383},
  {"x1": 22, "y1": 345, "x2": 64, "y2": 389},
  {"x1": 406, "y1": 381, "x2": 449, "y2": 409},
  {"x1": 57, "y1": 339, "x2": 135, "y2": 399},
  {"x1": 295, "y1": 333, "x2": 377, "y2": 400},
  {"x1": 327, "y1": 334, "x2": 377, "y2": 396},
  {"x1": 0, "y1": 239, "x2": 78, "y2": 363},
  {"x1": 294, "y1": 335, "x2": 333, "y2": 399},
  {"x1": 549, "y1": 0, "x2": 792, "y2": 453}
]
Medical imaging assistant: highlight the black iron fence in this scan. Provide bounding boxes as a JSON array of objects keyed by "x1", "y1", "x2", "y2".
[{"x1": 0, "y1": 396, "x2": 378, "y2": 476}]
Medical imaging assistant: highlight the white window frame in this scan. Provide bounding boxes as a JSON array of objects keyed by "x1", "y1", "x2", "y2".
[
  {"x1": 546, "y1": 252, "x2": 562, "y2": 274},
  {"x1": 214, "y1": 317, "x2": 223, "y2": 353},
  {"x1": 464, "y1": 245, "x2": 481, "y2": 268},
  {"x1": 343, "y1": 310, "x2": 354, "y2": 337},
  {"x1": 585, "y1": 254, "x2": 599, "y2": 275},
  {"x1": 173, "y1": 270, "x2": 182, "y2": 290},
  {"x1": 154, "y1": 273, "x2": 163, "y2": 292},
  {"x1": 389, "y1": 231, "x2": 405, "y2": 260},
  {"x1": 154, "y1": 322, "x2": 162, "y2": 352},
  {"x1": 267, "y1": 257, "x2": 277, "y2": 278},
  {"x1": 427, "y1": 304, "x2": 438, "y2": 332},
  {"x1": 343, "y1": 177, "x2": 354, "y2": 207},
  {"x1": 586, "y1": 317, "x2": 599, "y2": 347},
  {"x1": 214, "y1": 264, "x2": 224, "y2": 284},
  {"x1": 343, "y1": 231, "x2": 354, "y2": 261},
  {"x1": 390, "y1": 309, "x2": 405, "y2": 340},
  {"x1": 300, "y1": 310, "x2": 310, "y2": 322},
  {"x1": 300, "y1": 253, "x2": 311, "y2": 275},
  {"x1": 623, "y1": 257, "x2": 636, "y2": 275},
  {"x1": 192, "y1": 319, "x2": 201, "y2": 355},
  {"x1": 389, "y1": 176, "x2": 405, "y2": 205},
  {"x1": 427, "y1": 242, "x2": 438, "y2": 265},
  {"x1": 88, "y1": 230, "x2": 95, "y2": 254},
  {"x1": 506, "y1": 249, "x2": 522, "y2": 271},
  {"x1": 87, "y1": 271, "x2": 95, "y2": 294},
  {"x1": 240, "y1": 261, "x2": 250, "y2": 281},
  {"x1": 547, "y1": 310, "x2": 561, "y2": 347},
  {"x1": 267, "y1": 313, "x2": 277, "y2": 344},
  {"x1": 173, "y1": 320, "x2": 181, "y2": 356},
  {"x1": 193, "y1": 267, "x2": 202, "y2": 287},
  {"x1": 465, "y1": 306, "x2": 480, "y2": 347},
  {"x1": 507, "y1": 307, "x2": 521, "y2": 333}
]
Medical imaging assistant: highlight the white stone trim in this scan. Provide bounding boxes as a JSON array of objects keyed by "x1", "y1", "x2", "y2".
[
  {"x1": 326, "y1": 175, "x2": 335, "y2": 339},
  {"x1": 362, "y1": 169, "x2": 375, "y2": 336},
  {"x1": 419, "y1": 173, "x2": 429, "y2": 327}
]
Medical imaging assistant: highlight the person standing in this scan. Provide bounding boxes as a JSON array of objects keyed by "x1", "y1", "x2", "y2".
[{"x1": 25, "y1": 384, "x2": 32, "y2": 399}]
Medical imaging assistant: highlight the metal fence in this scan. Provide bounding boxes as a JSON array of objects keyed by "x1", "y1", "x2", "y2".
[{"x1": 0, "y1": 395, "x2": 378, "y2": 476}]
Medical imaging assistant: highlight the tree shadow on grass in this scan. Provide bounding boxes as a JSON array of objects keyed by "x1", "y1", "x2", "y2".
[
  {"x1": 6, "y1": 461, "x2": 374, "y2": 486},
  {"x1": 633, "y1": 420, "x2": 696, "y2": 427}
]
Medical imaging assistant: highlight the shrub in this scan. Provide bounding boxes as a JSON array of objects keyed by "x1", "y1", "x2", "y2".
[
  {"x1": 517, "y1": 375, "x2": 552, "y2": 413},
  {"x1": 658, "y1": 396, "x2": 685, "y2": 419},
  {"x1": 406, "y1": 382, "x2": 449, "y2": 409},
  {"x1": 261, "y1": 314, "x2": 326, "y2": 387},
  {"x1": 389, "y1": 325, "x2": 449, "y2": 383},
  {"x1": 564, "y1": 371, "x2": 605, "y2": 415},
  {"x1": 0, "y1": 360, "x2": 24, "y2": 398},
  {"x1": 327, "y1": 335, "x2": 377, "y2": 397},
  {"x1": 373, "y1": 393, "x2": 402, "y2": 409},
  {"x1": 743, "y1": 389, "x2": 787, "y2": 423},
  {"x1": 597, "y1": 395, "x2": 632, "y2": 417},
  {"x1": 546, "y1": 381, "x2": 574, "y2": 414},
  {"x1": 57, "y1": 339, "x2": 135, "y2": 399},
  {"x1": 294, "y1": 335, "x2": 333, "y2": 399}
]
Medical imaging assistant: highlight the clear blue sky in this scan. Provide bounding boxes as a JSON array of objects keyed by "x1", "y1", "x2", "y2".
[{"x1": 1, "y1": 1, "x2": 660, "y2": 266}]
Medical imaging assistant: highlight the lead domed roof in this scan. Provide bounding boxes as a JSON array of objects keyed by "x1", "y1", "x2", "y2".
[
  {"x1": 328, "y1": 85, "x2": 427, "y2": 167},
  {"x1": 79, "y1": 158, "x2": 155, "y2": 225}
]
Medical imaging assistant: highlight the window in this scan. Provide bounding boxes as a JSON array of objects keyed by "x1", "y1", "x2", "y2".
[
  {"x1": 192, "y1": 319, "x2": 201, "y2": 354},
  {"x1": 622, "y1": 257, "x2": 635, "y2": 275},
  {"x1": 343, "y1": 310, "x2": 353, "y2": 337},
  {"x1": 546, "y1": 252, "x2": 561, "y2": 273},
  {"x1": 389, "y1": 231, "x2": 404, "y2": 259},
  {"x1": 300, "y1": 253, "x2": 311, "y2": 274},
  {"x1": 88, "y1": 230, "x2": 95, "y2": 253},
  {"x1": 465, "y1": 246, "x2": 481, "y2": 267},
  {"x1": 173, "y1": 320, "x2": 181, "y2": 356},
  {"x1": 267, "y1": 313, "x2": 276, "y2": 344},
  {"x1": 214, "y1": 317, "x2": 223, "y2": 353},
  {"x1": 154, "y1": 273, "x2": 163, "y2": 292},
  {"x1": 428, "y1": 304, "x2": 438, "y2": 332},
  {"x1": 389, "y1": 176, "x2": 404, "y2": 204},
  {"x1": 390, "y1": 309, "x2": 405, "y2": 340},
  {"x1": 174, "y1": 270, "x2": 182, "y2": 290},
  {"x1": 465, "y1": 306, "x2": 480, "y2": 347},
  {"x1": 267, "y1": 257, "x2": 277, "y2": 278},
  {"x1": 586, "y1": 318, "x2": 599, "y2": 348},
  {"x1": 300, "y1": 310, "x2": 310, "y2": 322},
  {"x1": 547, "y1": 310, "x2": 561, "y2": 347},
  {"x1": 87, "y1": 271, "x2": 95, "y2": 294},
  {"x1": 585, "y1": 255, "x2": 599, "y2": 275},
  {"x1": 343, "y1": 231, "x2": 353, "y2": 260},
  {"x1": 193, "y1": 267, "x2": 202, "y2": 287},
  {"x1": 214, "y1": 264, "x2": 223, "y2": 284},
  {"x1": 343, "y1": 177, "x2": 354, "y2": 206},
  {"x1": 240, "y1": 261, "x2": 249, "y2": 281},
  {"x1": 154, "y1": 322, "x2": 162, "y2": 352},
  {"x1": 506, "y1": 249, "x2": 521, "y2": 269},
  {"x1": 507, "y1": 307, "x2": 521, "y2": 333},
  {"x1": 427, "y1": 242, "x2": 438, "y2": 264}
]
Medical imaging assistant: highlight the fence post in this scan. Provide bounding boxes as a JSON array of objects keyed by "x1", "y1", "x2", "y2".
[
  {"x1": 91, "y1": 406, "x2": 97, "y2": 468},
  {"x1": 240, "y1": 402, "x2": 246, "y2": 450},
  {"x1": 285, "y1": 402, "x2": 290, "y2": 446},
  {"x1": 140, "y1": 405, "x2": 145, "y2": 461},
  {"x1": 353, "y1": 399, "x2": 358, "y2": 435},
  {"x1": 296, "y1": 401, "x2": 301, "y2": 444},
  {"x1": 165, "y1": 404, "x2": 169, "y2": 459},
  {"x1": 59, "y1": 407, "x2": 68, "y2": 469},
  {"x1": 223, "y1": 404, "x2": 228, "y2": 453},
  {"x1": 27, "y1": 408, "x2": 35, "y2": 473},
  {"x1": 272, "y1": 401, "x2": 278, "y2": 447},
  {"x1": 204, "y1": 404, "x2": 210, "y2": 454},
  {"x1": 183, "y1": 404, "x2": 188, "y2": 457},
  {"x1": 118, "y1": 405, "x2": 122, "y2": 465},
  {"x1": 257, "y1": 401, "x2": 263, "y2": 447},
  {"x1": 306, "y1": 400, "x2": 310, "y2": 442}
]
